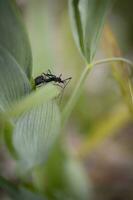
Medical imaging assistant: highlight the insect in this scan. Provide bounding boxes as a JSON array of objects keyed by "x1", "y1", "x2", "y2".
[{"x1": 34, "y1": 69, "x2": 72, "y2": 89}]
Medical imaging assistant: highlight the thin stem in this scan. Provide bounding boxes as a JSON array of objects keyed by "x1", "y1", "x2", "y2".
[
  {"x1": 93, "y1": 57, "x2": 133, "y2": 68},
  {"x1": 62, "y1": 57, "x2": 133, "y2": 126},
  {"x1": 128, "y1": 80, "x2": 133, "y2": 105},
  {"x1": 93, "y1": 57, "x2": 133, "y2": 113},
  {"x1": 62, "y1": 63, "x2": 92, "y2": 126}
]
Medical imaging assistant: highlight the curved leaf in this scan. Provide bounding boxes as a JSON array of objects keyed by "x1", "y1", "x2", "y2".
[
  {"x1": 69, "y1": 0, "x2": 113, "y2": 63},
  {"x1": 7, "y1": 84, "x2": 60, "y2": 118},
  {"x1": 0, "y1": 0, "x2": 32, "y2": 78},
  {"x1": 0, "y1": 45, "x2": 31, "y2": 153},
  {"x1": 0, "y1": 46, "x2": 31, "y2": 111},
  {"x1": 13, "y1": 101, "x2": 60, "y2": 170},
  {"x1": 4, "y1": 84, "x2": 60, "y2": 158}
]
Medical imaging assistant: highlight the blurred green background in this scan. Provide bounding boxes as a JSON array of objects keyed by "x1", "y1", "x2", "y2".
[{"x1": 1, "y1": 0, "x2": 133, "y2": 199}]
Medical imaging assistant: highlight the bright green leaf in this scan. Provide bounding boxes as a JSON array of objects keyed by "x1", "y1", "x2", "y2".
[
  {"x1": 7, "y1": 84, "x2": 60, "y2": 118},
  {"x1": 13, "y1": 101, "x2": 60, "y2": 170},
  {"x1": 0, "y1": 0, "x2": 32, "y2": 78},
  {"x1": 69, "y1": 0, "x2": 113, "y2": 63}
]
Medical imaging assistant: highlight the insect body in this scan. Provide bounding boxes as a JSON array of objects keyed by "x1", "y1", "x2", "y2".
[{"x1": 34, "y1": 69, "x2": 72, "y2": 89}]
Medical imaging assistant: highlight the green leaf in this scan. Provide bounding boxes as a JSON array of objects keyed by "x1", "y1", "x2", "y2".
[
  {"x1": 13, "y1": 101, "x2": 60, "y2": 170},
  {"x1": 0, "y1": 45, "x2": 31, "y2": 155},
  {"x1": 0, "y1": 0, "x2": 32, "y2": 78},
  {"x1": 0, "y1": 46, "x2": 31, "y2": 154},
  {"x1": 7, "y1": 84, "x2": 60, "y2": 118},
  {"x1": 18, "y1": 188, "x2": 46, "y2": 200},
  {"x1": 4, "y1": 119, "x2": 18, "y2": 158},
  {"x1": 0, "y1": 176, "x2": 45, "y2": 200},
  {"x1": 0, "y1": 46, "x2": 31, "y2": 111},
  {"x1": 4, "y1": 84, "x2": 60, "y2": 159},
  {"x1": 0, "y1": 108, "x2": 5, "y2": 136},
  {"x1": 64, "y1": 158, "x2": 90, "y2": 200},
  {"x1": 69, "y1": 0, "x2": 113, "y2": 63}
]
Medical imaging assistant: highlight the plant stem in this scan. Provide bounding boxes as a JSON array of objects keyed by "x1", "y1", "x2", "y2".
[
  {"x1": 62, "y1": 63, "x2": 92, "y2": 126},
  {"x1": 62, "y1": 57, "x2": 133, "y2": 126},
  {"x1": 93, "y1": 57, "x2": 133, "y2": 114},
  {"x1": 128, "y1": 79, "x2": 133, "y2": 105},
  {"x1": 93, "y1": 57, "x2": 133, "y2": 68}
]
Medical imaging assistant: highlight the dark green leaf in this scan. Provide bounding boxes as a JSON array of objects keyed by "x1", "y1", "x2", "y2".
[
  {"x1": 0, "y1": 176, "x2": 45, "y2": 200},
  {"x1": 0, "y1": 0, "x2": 32, "y2": 78},
  {"x1": 69, "y1": 0, "x2": 113, "y2": 63},
  {"x1": 18, "y1": 188, "x2": 46, "y2": 200}
]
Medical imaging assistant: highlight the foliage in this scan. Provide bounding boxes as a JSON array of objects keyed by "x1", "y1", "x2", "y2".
[{"x1": 0, "y1": 0, "x2": 133, "y2": 199}]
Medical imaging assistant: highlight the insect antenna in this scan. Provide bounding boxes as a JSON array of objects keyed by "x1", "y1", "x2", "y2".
[
  {"x1": 46, "y1": 69, "x2": 51, "y2": 73},
  {"x1": 59, "y1": 73, "x2": 62, "y2": 78},
  {"x1": 58, "y1": 77, "x2": 72, "y2": 104},
  {"x1": 63, "y1": 77, "x2": 72, "y2": 88}
]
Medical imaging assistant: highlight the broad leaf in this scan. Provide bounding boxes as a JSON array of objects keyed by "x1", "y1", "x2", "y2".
[
  {"x1": 0, "y1": 0, "x2": 32, "y2": 78},
  {"x1": 13, "y1": 101, "x2": 60, "y2": 170},
  {"x1": 0, "y1": 45, "x2": 31, "y2": 153},
  {"x1": 0, "y1": 46, "x2": 31, "y2": 111},
  {"x1": 7, "y1": 84, "x2": 60, "y2": 118},
  {"x1": 4, "y1": 84, "x2": 60, "y2": 158},
  {"x1": 69, "y1": 0, "x2": 113, "y2": 63}
]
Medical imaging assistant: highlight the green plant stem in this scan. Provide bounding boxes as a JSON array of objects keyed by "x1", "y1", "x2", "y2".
[
  {"x1": 93, "y1": 57, "x2": 133, "y2": 113},
  {"x1": 128, "y1": 80, "x2": 133, "y2": 105},
  {"x1": 62, "y1": 63, "x2": 92, "y2": 126},
  {"x1": 62, "y1": 57, "x2": 133, "y2": 126},
  {"x1": 93, "y1": 57, "x2": 133, "y2": 68}
]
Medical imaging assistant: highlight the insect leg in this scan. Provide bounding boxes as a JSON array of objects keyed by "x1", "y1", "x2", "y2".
[
  {"x1": 59, "y1": 74, "x2": 62, "y2": 78},
  {"x1": 63, "y1": 77, "x2": 72, "y2": 89},
  {"x1": 47, "y1": 69, "x2": 52, "y2": 74}
]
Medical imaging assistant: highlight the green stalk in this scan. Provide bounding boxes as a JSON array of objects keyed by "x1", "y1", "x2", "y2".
[
  {"x1": 93, "y1": 57, "x2": 133, "y2": 113},
  {"x1": 62, "y1": 57, "x2": 133, "y2": 126},
  {"x1": 93, "y1": 57, "x2": 133, "y2": 67},
  {"x1": 62, "y1": 63, "x2": 92, "y2": 126}
]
